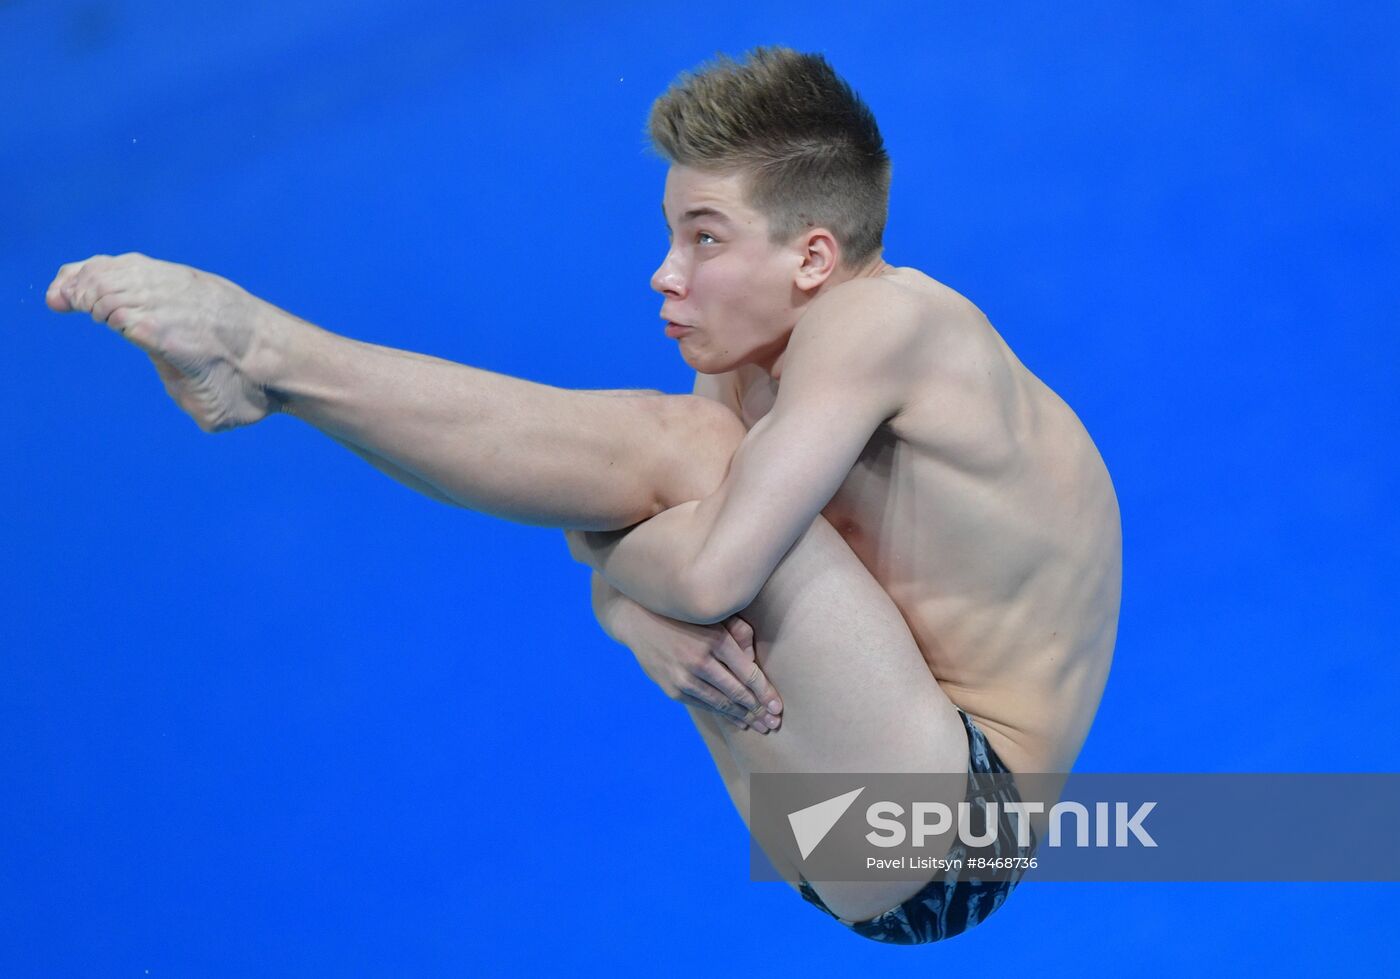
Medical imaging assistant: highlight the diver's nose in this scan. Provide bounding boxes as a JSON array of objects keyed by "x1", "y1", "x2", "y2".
[{"x1": 651, "y1": 250, "x2": 686, "y2": 298}]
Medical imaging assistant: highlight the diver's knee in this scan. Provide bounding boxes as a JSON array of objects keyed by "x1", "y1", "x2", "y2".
[{"x1": 656, "y1": 395, "x2": 746, "y2": 506}]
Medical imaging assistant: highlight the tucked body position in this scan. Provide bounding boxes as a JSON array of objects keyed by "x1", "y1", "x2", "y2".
[{"x1": 47, "y1": 47, "x2": 1120, "y2": 944}]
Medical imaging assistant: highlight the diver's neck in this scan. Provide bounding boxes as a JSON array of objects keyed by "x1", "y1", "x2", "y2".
[{"x1": 764, "y1": 256, "x2": 894, "y2": 380}]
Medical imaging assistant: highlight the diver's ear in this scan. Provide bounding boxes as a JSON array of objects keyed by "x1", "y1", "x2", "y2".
[{"x1": 793, "y1": 228, "x2": 840, "y2": 292}]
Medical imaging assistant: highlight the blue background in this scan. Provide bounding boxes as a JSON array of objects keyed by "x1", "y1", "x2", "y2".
[{"x1": 3, "y1": 1, "x2": 1397, "y2": 974}]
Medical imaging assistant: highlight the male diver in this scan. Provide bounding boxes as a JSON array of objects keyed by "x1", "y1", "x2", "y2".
[{"x1": 47, "y1": 48, "x2": 1120, "y2": 943}]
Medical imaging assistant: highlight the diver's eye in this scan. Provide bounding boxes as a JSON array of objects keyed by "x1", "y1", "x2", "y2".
[{"x1": 697, "y1": 232, "x2": 717, "y2": 245}]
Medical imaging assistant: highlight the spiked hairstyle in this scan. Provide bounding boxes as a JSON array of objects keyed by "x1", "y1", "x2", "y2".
[{"x1": 648, "y1": 47, "x2": 892, "y2": 268}]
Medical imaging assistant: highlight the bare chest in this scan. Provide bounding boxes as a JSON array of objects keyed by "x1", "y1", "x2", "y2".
[{"x1": 732, "y1": 365, "x2": 1055, "y2": 642}]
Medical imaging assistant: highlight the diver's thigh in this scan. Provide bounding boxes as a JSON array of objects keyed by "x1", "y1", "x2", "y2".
[
  {"x1": 725, "y1": 517, "x2": 966, "y2": 777},
  {"x1": 718, "y1": 517, "x2": 970, "y2": 920}
]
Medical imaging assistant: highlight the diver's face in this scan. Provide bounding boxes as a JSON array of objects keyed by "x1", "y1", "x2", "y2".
[{"x1": 652, "y1": 166, "x2": 801, "y2": 374}]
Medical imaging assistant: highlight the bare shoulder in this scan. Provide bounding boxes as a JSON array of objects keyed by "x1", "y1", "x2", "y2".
[
  {"x1": 805, "y1": 270, "x2": 925, "y2": 335},
  {"x1": 815, "y1": 269, "x2": 1041, "y2": 453},
  {"x1": 793, "y1": 267, "x2": 989, "y2": 375}
]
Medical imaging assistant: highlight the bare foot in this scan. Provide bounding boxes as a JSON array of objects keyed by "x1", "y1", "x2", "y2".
[{"x1": 47, "y1": 253, "x2": 283, "y2": 432}]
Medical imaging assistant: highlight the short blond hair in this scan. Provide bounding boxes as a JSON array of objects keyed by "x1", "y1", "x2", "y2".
[{"x1": 648, "y1": 47, "x2": 891, "y2": 268}]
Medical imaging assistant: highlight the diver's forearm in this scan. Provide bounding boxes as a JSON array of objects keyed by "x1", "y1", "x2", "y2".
[
  {"x1": 589, "y1": 570, "x2": 636, "y2": 643},
  {"x1": 573, "y1": 500, "x2": 732, "y2": 624}
]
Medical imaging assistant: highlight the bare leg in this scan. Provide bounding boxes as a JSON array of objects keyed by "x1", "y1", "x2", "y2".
[
  {"x1": 566, "y1": 399, "x2": 972, "y2": 921},
  {"x1": 46, "y1": 254, "x2": 744, "y2": 531},
  {"x1": 311, "y1": 378, "x2": 966, "y2": 919},
  {"x1": 47, "y1": 256, "x2": 964, "y2": 918},
  {"x1": 319, "y1": 375, "x2": 971, "y2": 917},
  {"x1": 288, "y1": 345, "x2": 972, "y2": 918},
  {"x1": 669, "y1": 523, "x2": 968, "y2": 920},
  {"x1": 717, "y1": 521, "x2": 969, "y2": 919},
  {"x1": 271, "y1": 328, "x2": 748, "y2": 531},
  {"x1": 288, "y1": 350, "x2": 971, "y2": 919},
  {"x1": 334, "y1": 380, "x2": 970, "y2": 917}
]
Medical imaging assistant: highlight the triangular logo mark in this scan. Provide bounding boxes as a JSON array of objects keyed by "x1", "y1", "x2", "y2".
[{"x1": 787, "y1": 787, "x2": 865, "y2": 860}]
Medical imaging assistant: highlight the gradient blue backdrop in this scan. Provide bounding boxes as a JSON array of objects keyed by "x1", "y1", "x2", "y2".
[{"x1": 4, "y1": 1, "x2": 1397, "y2": 974}]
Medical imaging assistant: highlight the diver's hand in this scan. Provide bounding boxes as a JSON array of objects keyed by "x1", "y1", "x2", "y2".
[
  {"x1": 610, "y1": 599, "x2": 782, "y2": 732},
  {"x1": 47, "y1": 253, "x2": 284, "y2": 432}
]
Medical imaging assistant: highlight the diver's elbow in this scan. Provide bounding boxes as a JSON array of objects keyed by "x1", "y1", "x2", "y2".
[{"x1": 682, "y1": 562, "x2": 756, "y2": 625}]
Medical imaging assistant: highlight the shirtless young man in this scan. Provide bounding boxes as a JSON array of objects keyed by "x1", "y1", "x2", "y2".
[{"x1": 45, "y1": 48, "x2": 1121, "y2": 943}]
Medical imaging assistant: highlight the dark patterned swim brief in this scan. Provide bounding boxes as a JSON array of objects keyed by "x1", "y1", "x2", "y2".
[{"x1": 796, "y1": 708, "x2": 1035, "y2": 944}]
